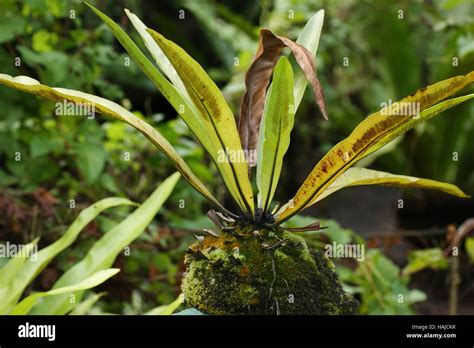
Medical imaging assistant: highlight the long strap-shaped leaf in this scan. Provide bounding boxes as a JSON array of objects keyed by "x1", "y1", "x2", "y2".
[
  {"x1": 0, "y1": 73, "x2": 227, "y2": 213},
  {"x1": 124, "y1": 9, "x2": 194, "y2": 114},
  {"x1": 147, "y1": 28, "x2": 255, "y2": 214},
  {"x1": 10, "y1": 269, "x2": 119, "y2": 315},
  {"x1": 311, "y1": 167, "x2": 468, "y2": 205},
  {"x1": 69, "y1": 292, "x2": 107, "y2": 315},
  {"x1": 31, "y1": 173, "x2": 180, "y2": 315},
  {"x1": 0, "y1": 197, "x2": 135, "y2": 314},
  {"x1": 257, "y1": 57, "x2": 295, "y2": 211},
  {"x1": 238, "y1": 18, "x2": 327, "y2": 167},
  {"x1": 0, "y1": 239, "x2": 39, "y2": 311},
  {"x1": 86, "y1": 3, "x2": 250, "y2": 213},
  {"x1": 145, "y1": 294, "x2": 183, "y2": 315},
  {"x1": 276, "y1": 72, "x2": 474, "y2": 223},
  {"x1": 293, "y1": 10, "x2": 325, "y2": 111}
]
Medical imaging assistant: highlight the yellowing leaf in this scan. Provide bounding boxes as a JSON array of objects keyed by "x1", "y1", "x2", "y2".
[
  {"x1": 0, "y1": 73, "x2": 226, "y2": 212},
  {"x1": 85, "y1": 3, "x2": 192, "y2": 117},
  {"x1": 147, "y1": 28, "x2": 254, "y2": 213},
  {"x1": 257, "y1": 56, "x2": 295, "y2": 211},
  {"x1": 276, "y1": 72, "x2": 474, "y2": 223},
  {"x1": 124, "y1": 9, "x2": 193, "y2": 112},
  {"x1": 466, "y1": 237, "x2": 474, "y2": 263},
  {"x1": 86, "y1": 3, "x2": 243, "y2": 213},
  {"x1": 311, "y1": 167, "x2": 468, "y2": 205}
]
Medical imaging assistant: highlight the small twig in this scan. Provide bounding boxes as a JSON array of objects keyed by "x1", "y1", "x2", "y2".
[
  {"x1": 262, "y1": 239, "x2": 286, "y2": 250},
  {"x1": 449, "y1": 254, "x2": 460, "y2": 315},
  {"x1": 443, "y1": 218, "x2": 474, "y2": 315},
  {"x1": 30, "y1": 203, "x2": 38, "y2": 241},
  {"x1": 444, "y1": 218, "x2": 474, "y2": 257},
  {"x1": 283, "y1": 278, "x2": 291, "y2": 293}
]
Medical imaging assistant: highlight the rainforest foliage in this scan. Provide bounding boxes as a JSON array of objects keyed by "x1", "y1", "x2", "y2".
[{"x1": 0, "y1": 0, "x2": 473, "y2": 315}]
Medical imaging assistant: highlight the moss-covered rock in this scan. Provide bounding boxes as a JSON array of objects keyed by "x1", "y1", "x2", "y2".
[{"x1": 181, "y1": 227, "x2": 358, "y2": 315}]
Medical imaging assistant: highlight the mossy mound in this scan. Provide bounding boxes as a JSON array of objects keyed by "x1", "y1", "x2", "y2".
[{"x1": 181, "y1": 228, "x2": 358, "y2": 315}]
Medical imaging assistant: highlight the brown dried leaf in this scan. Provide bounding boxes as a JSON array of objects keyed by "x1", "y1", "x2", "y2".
[
  {"x1": 238, "y1": 29, "x2": 328, "y2": 168},
  {"x1": 275, "y1": 34, "x2": 328, "y2": 121},
  {"x1": 285, "y1": 221, "x2": 326, "y2": 232},
  {"x1": 238, "y1": 30, "x2": 285, "y2": 167}
]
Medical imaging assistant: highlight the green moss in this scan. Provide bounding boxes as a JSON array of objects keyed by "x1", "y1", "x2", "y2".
[{"x1": 181, "y1": 228, "x2": 358, "y2": 315}]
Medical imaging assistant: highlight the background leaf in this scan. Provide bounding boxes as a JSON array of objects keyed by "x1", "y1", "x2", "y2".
[
  {"x1": 73, "y1": 142, "x2": 108, "y2": 183},
  {"x1": 402, "y1": 248, "x2": 449, "y2": 276},
  {"x1": 10, "y1": 269, "x2": 119, "y2": 315},
  {"x1": 0, "y1": 197, "x2": 135, "y2": 314},
  {"x1": 30, "y1": 172, "x2": 180, "y2": 314}
]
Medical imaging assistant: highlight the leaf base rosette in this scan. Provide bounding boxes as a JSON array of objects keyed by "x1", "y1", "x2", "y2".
[{"x1": 182, "y1": 228, "x2": 358, "y2": 315}]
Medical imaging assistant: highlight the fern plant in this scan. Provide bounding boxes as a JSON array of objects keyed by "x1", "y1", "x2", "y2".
[{"x1": 0, "y1": 4, "x2": 473, "y2": 314}]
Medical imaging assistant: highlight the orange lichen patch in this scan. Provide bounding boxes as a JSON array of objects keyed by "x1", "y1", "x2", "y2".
[
  {"x1": 239, "y1": 266, "x2": 251, "y2": 277},
  {"x1": 249, "y1": 297, "x2": 260, "y2": 306},
  {"x1": 202, "y1": 234, "x2": 239, "y2": 251}
]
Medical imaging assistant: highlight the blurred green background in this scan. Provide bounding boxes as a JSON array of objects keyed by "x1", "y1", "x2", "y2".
[{"x1": 0, "y1": 0, "x2": 473, "y2": 314}]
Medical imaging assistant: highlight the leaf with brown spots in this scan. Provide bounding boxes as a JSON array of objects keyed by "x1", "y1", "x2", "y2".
[
  {"x1": 84, "y1": 4, "x2": 238, "y2": 214},
  {"x1": 310, "y1": 167, "x2": 468, "y2": 207},
  {"x1": 276, "y1": 72, "x2": 474, "y2": 223}
]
